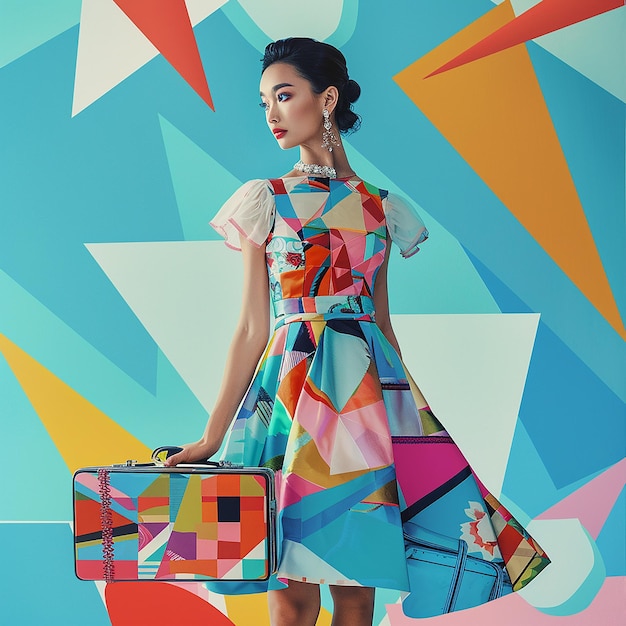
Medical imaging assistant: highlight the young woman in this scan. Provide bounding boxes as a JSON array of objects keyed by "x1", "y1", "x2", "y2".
[{"x1": 166, "y1": 38, "x2": 549, "y2": 626}]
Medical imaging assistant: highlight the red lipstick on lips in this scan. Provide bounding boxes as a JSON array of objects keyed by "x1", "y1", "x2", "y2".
[{"x1": 273, "y1": 128, "x2": 287, "y2": 139}]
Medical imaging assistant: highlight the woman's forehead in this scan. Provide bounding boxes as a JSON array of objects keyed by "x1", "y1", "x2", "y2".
[{"x1": 260, "y1": 62, "x2": 306, "y2": 94}]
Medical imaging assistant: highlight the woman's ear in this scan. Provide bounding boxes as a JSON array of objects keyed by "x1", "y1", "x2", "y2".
[{"x1": 323, "y1": 86, "x2": 339, "y2": 114}]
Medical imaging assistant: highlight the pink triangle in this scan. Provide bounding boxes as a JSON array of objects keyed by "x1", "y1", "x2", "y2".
[
  {"x1": 113, "y1": 0, "x2": 214, "y2": 110},
  {"x1": 536, "y1": 458, "x2": 626, "y2": 539},
  {"x1": 393, "y1": 438, "x2": 470, "y2": 510},
  {"x1": 283, "y1": 217, "x2": 305, "y2": 233},
  {"x1": 330, "y1": 229, "x2": 346, "y2": 249},
  {"x1": 363, "y1": 206, "x2": 383, "y2": 232},
  {"x1": 345, "y1": 238, "x2": 367, "y2": 270}
]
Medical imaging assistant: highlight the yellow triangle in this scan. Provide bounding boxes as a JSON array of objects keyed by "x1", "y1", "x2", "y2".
[
  {"x1": 394, "y1": 1, "x2": 624, "y2": 339},
  {"x1": 0, "y1": 333, "x2": 151, "y2": 472}
]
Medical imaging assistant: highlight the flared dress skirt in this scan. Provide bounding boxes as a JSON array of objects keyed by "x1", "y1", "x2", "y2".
[{"x1": 210, "y1": 175, "x2": 549, "y2": 606}]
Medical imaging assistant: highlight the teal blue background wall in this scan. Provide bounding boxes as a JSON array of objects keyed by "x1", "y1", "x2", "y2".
[{"x1": 1, "y1": 1, "x2": 624, "y2": 624}]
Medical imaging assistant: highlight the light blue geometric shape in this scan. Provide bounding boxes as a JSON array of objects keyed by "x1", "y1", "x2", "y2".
[
  {"x1": 519, "y1": 320, "x2": 625, "y2": 488},
  {"x1": 501, "y1": 420, "x2": 558, "y2": 521},
  {"x1": 159, "y1": 114, "x2": 241, "y2": 240},
  {"x1": 501, "y1": 420, "x2": 615, "y2": 521},
  {"x1": 465, "y1": 228, "x2": 626, "y2": 411},
  {"x1": 316, "y1": 326, "x2": 371, "y2": 412},
  {"x1": 0, "y1": 523, "x2": 110, "y2": 624},
  {"x1": 0, "y1": 0, "x2": 81, "y2": 67},
  {"x1": 596, "y1": 486, "x2": 626, "y2": 576},
  {"x1": 0, "y1": 29, "x2": 178, "y2": 393}
]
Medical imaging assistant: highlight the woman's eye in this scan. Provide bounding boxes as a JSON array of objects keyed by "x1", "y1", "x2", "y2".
[
  {"x1": 277, "y1": 92, "x2": 290, "y2": 102},
  {"x1": 259, "y1": 101, "x2": 269, "y2": 110}
]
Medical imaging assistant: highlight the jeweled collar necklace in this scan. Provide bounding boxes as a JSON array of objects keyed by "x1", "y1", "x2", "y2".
[{"x1": 293, "y1": 160, "x2": 337, "y2": 179}]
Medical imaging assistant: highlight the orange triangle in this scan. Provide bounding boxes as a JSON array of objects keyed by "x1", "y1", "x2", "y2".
[
  {"x1": 394, "y1": 1, "x2": 624, "y2": 339},
  {"x1": 0, "y1": 333, "x2": 151, "y2": 472},
  {"x1": 113, "y1": 0, "x2": 214, "y2": 110}
]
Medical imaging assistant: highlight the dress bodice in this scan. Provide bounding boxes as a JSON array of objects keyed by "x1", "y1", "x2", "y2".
[{"x1": 265, "y1": 177, "x2": 388, "y2": 314}]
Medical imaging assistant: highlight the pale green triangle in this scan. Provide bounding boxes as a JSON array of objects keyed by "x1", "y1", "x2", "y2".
[
  {"x1": 158, "y1": 114, "x2": 242, "y2": 241},
  {"x1": 0, "y1": 0, "x2": 82, "y2": 68}
]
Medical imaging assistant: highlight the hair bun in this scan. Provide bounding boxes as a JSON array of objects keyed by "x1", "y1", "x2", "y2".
[{"x1": 345, "y1": 79, "x2": 361, "y2": 104}]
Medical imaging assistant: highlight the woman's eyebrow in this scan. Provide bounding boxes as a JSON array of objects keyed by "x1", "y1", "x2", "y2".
[{"x1": 260, "y1": 82, "x2": 294, "y2": 97}]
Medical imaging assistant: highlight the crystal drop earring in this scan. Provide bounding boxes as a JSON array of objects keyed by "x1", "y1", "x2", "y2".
[{"x1": 321, "y1": 108, "x2": 340, "y2": 152}]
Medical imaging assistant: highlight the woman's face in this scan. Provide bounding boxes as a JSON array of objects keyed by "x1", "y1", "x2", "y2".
[{"x1": 259, "y1": 62, "x2": 326, "y2": 151}]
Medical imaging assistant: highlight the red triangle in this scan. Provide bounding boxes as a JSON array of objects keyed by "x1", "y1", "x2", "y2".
[
  {"x1": 75, "y1": 498, "x2": 136, "y2": 536},
  {"x1": 333, "y1": 244, "x2": 352, "y2": 271},
  {"x1": 113, "y1": 0, "x2": 214, "y2": 110},
  {"x1": 332, "y1": 268, "x2": 354, "y2": 292},
  {"x1": 429, "y1": 0, "x2": 623, "y2": 77}
]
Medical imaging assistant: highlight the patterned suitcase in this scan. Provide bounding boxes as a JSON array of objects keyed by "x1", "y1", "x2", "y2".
[{"x1": 73, "y1": 460, "x2": 277, "y2": 583}]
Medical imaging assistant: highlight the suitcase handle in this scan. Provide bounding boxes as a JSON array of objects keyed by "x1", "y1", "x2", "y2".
[{"x1": 150, "y1": 446, "x2": 241, "y2": 468}]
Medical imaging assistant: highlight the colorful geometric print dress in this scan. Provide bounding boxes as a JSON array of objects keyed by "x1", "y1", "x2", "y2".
[{"x1": 210, "y1": 175, "x2": 549, "y2": 615}]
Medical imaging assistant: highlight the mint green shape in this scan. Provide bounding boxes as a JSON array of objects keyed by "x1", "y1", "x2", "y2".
[
  {"x1": 538, "y1": 528, "x2": 606, "y2": 616},
  {"x1": 221, "y1": 0, "x2": 359, "y2": 52},
  {"x1": 158, "y1": 114, "x2": 242, "y2": 241},
  {"x1": 0, "y1": 0, "x2": 82, "y2": 68},
  {"x1": 326, "y1": 0, "x2": 359, "y2": 49}
]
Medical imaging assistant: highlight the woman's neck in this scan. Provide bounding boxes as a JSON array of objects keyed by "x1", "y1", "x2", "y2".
[{"x1": 297, "y1": 143, "x2": 356, "y2": 179}]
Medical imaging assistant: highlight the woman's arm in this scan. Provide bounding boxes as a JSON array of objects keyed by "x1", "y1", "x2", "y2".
[
  {"x1": 373, "y1": 236, "x2": 428, "y2": 408},
  {"x1": 166, "y1": 237, "x2": 270, "y2": 465},
  {"x1": 373, "y1": 237, "x2": 403, "y2": 356}
]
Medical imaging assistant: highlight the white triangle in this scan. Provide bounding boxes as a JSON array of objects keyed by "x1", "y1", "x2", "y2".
[
  {"x1": 222, "y1": 558, "x2": 244, "y2": 579},
  {"x1": 243, "y1": 540, "x2": 267, "y2": 561},
  {"x1": 392, "y1": 313, "x2": 539, "y2": 497},
  {"x1": 86, "y1": 241, "x2": 243, "y2": 414},
  {"x1": 329, "y1": 418, "x2": 369, "y2": 475},
  {"x1": 72, "y1": 0, "x2": 228, "y2": 116}
]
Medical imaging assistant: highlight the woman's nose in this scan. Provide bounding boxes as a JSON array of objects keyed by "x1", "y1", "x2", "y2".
[{"x1": 267, "y1": 102, "x2": 279, "y2": 123}]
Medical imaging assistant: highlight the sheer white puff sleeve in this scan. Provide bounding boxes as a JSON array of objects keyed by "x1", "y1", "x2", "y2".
[
  {"x1": 382, "y1": 192, "x2": 429, "y2": 258},
  {"x1": 209, "y1": 179, "x2": 275, "y2": 250}
]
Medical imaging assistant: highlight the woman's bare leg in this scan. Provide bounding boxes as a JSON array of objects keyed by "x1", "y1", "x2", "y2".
[
  {"x1": 268, "y1": 580, "x2": 321, "y2": 626},
  {"x1": 329, "y1": 585, "x2": 375, "y2": 626}
]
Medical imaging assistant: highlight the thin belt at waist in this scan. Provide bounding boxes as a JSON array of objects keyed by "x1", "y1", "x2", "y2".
[{"x1": 273, "y1": 295, "x2": 375, "y2": 329}]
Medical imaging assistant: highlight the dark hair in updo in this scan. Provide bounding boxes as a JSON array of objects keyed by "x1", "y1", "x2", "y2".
[{"x1": 262, "y1": 37, "x2": 361, "y2": 134}]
